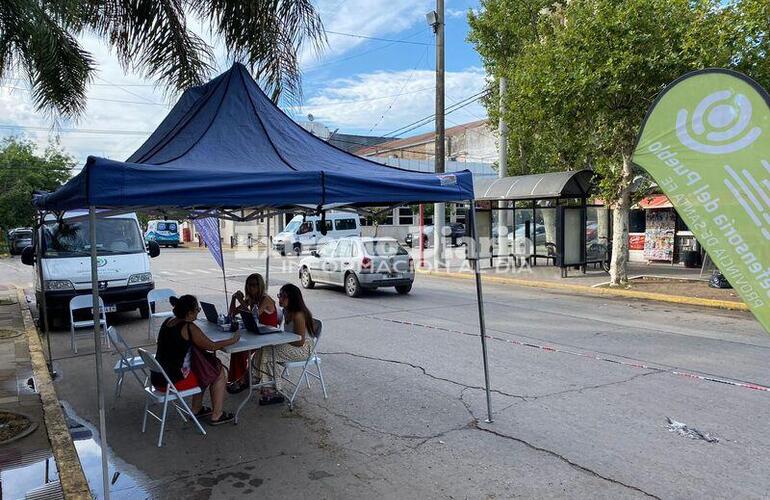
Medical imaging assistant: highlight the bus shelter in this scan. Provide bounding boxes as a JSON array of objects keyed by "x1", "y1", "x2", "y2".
[{"x1": 474, "y1": 170, "x2": 610, "y2": 277}]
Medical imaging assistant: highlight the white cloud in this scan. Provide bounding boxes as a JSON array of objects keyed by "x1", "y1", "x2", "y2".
[
  {"x1": 447, "y1": 8, "x2": 466, "y2": 18},
  {"x1": 302, "y1": 0, "x2": 434, "y2": 66},
  {"x1": 301, "y1": 67, "x2": 488, "y2": 134}
]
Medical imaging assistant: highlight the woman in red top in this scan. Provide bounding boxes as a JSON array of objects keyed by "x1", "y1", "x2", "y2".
[{"x1": 226, "y1": 273, "x2": 279, "y2": 393}]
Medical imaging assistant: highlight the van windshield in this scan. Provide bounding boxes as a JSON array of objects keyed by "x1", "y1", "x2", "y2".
[
  {"x1": 43, "y1": 219, "x2": 145, "y2": 257},
  {"x1": 157, "y1": 222, "x2": 177, "y2": 232},
  {"x1": 283, "y1": 220, "x2": 302, "y2": 234}
]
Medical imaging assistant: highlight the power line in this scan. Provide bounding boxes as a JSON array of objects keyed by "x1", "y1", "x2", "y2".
[
  {"x1": 95, "y1": 76, "x2": 163, "y2": 105},
  {"x1": 0, "y1": 124, "x2": 151, "y2": 136},
  {"x1": 0, "y1": 85, "x2": 167, "y2": 106},
  {"x1": 382, "y1": 88, "x2": 490, "y2": 138},
  {"x1": 304, "y1": 28, "x2": 428, "y2": 73},
  {"x1": 325, "y1": 30, "x2": 432, "y2": 46},
  {"x1": 367, "y1": 44, "x2": 430, "y2": 133}
]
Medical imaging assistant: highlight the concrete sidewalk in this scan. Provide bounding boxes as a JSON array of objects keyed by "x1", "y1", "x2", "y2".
[
  {"x1": 414, "y1": 247, "x2": 747, "y2": 311},
  {"x1": 0, "y1": 285, "x2": 90, "y2": 499}
]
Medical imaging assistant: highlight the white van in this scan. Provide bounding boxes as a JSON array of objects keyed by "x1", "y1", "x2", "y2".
[
  {"x1": 273, "y1": 213, "x2": 361, "y2": 256},
  {"x1": 22, "y1": 211, "x2": 160, "y2": 324},
  {"x1": 145, "y1": 219, "x2": 181, "y2": 247}
]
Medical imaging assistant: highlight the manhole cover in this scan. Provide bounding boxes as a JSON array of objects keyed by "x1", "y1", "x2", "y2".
[
  {"x1": 0, "y1": 410, "x2": 37, "y2": 444},
  {"x1": 0, "y1": 328, "x2": 22, "y2": 339}
]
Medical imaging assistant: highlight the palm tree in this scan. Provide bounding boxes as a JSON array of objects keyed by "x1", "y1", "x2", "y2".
[{"x1": 0, "y1": 0, "x2": 325, "y2": 118}]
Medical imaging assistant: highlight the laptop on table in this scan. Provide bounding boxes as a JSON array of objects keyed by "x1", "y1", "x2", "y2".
[
  {"x1": 200, "y1": 302, "x2": 220, "y2": 323},
  {"x1": 239, "y1": 311, "x2": 281, "y2": 335}
]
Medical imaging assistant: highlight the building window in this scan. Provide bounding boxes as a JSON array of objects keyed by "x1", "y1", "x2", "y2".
[
  {"x1": 398, "y1": 207, "x2": 414, "y2": 225},
  {"x1": 334, "y1": 218, "x2": 357, "y2": 230}
]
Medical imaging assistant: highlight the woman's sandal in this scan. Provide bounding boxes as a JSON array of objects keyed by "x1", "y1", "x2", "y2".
[
  {"x1": 209, "y1": 412, "x2": 235, "y2": 426},
  {"x1": 194, "y1": 406, "x2": 212, "y2": 418}
]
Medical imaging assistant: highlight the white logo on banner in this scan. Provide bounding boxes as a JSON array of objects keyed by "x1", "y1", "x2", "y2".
[
  {"x1": 723, "y1": 161, "x2": 770, "y2": 241},
  {"x1": 676, "y1": 90, "x2": 761, "y2": 154}
]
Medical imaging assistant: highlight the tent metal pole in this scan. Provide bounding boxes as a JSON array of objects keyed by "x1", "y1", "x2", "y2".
[
  {"x1": 470, "y1": 202, "x2": 494, "y2": 423},
  {"x1": 35, "y1": 211, "x2": 54, "y2": 376},
  {"x1": 265, "y1": 216, "x2": 270, "y2": 288},
  {"x1": 89, "y1": 206, "x2": 111, "y2": 500}
]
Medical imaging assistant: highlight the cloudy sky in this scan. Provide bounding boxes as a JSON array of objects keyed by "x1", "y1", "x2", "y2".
[{"x1": 0, "y1": 0, "x2": 487, "y2": 165}]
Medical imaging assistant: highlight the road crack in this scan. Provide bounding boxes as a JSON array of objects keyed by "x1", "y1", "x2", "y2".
[
  {"x1": 472, "y1": 423, "x2": 662, "y2": 499},
  {"x1": 321, "y1": 350, "x2": 527, "y2": 400},
  {"x1": 524, "y1": 371, "x2": 662, "y2": 400}
]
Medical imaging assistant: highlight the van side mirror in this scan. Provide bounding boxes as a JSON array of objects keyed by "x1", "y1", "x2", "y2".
[
  {"x1": 311, "y1": 250, "x2": 319, "y2": 258},
  {"x1": 21, "y1": 246, "x2": 35, "y2": 266},
  {"x1": 147, "y1": 240, "x2": 161, "y2": 258}
]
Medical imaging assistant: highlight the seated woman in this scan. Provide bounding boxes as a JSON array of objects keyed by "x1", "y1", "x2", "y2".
[
  {"x1": 258, "y1": 283, "x2": 315, "y2": 405},
  {"x1": 226, "y1": 273, "x2": 279, "y2": 393},
  {"x1": 151, "y1": 294, "x2": 240, "y2": 425}
]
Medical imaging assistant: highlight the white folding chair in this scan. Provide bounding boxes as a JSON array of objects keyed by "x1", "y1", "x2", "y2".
[
  {"x1": 137, "y1": 348, "x2": 206, "y2": 447},
  {"x1": 69, "y1": 294, "x2": 109, "y2": 354},
  {"x1": 147, "y1": 288, "x2": 176, "y2": 340},
  {"x1": 107, "y1": 326, "x2": 147, "y2": 398},
  {"x1": 280, "y1": 319, "x2": 328, "y2": 408}
]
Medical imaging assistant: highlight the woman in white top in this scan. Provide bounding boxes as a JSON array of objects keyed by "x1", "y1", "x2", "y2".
[{"x1": 258, "y1": 283, "x2": 314, "y2": 405}]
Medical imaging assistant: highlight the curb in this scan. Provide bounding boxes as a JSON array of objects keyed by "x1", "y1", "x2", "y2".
[
  {"x1": 416, "y1": 268, "x2": 749, "y2": 312},
  {"x1": 16, "y1": 289, "x2": 91, "y2": 500}
]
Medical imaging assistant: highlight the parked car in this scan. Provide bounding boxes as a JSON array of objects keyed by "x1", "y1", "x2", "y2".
[
  {"x1": 8, "y1": 227, "x2": 33, "y2": 255},
  {"x1": 449, "y1": 222, "x2": 466, "y2": 246},
  {"x1": 405, "y1": 226, "x2": 432, "y2": 248},
  {"x1": 406, "y1": 223, "x2": 465, "y2": 247},
  {"x1": 273, "y1": 213, "x2": 361, "y2": 256},
  {"x1": 299, "y1": 237, "x2": 414, "y2": 297},
  {"x1": 507, "y1": 224, "x2": 547, "y2": 255}
]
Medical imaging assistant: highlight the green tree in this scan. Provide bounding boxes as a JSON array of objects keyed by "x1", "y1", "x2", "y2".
[
  {"x1": 0, "y1": 137, "x2": 73, "y2": 233},
  {"x1": 469, "y1": 0, "x2": 767, "y2": 285},
  {"x1": 0, "y1": 0, "x2": 325, "y2": 118}
]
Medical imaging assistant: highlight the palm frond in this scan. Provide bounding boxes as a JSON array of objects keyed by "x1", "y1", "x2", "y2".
[
  {"x1": 188, "y1": 0, "x2": 326, "y2": 103},
  {"x1": 86, "y1": 0, "x2": 214, "y2": 93},
  {"x1": 0, "y1": 0, "x2": 94, "y2": 118}
]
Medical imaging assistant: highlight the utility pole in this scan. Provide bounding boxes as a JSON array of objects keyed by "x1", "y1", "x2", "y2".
[
  {"x1": 429, "y1": 0, "x2": 445, "y2": 270},
  {"x1": 497, "y1": 77, "x2": 508, "y2": 260}
]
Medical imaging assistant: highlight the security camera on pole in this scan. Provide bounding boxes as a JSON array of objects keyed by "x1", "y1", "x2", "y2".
[{"x1": 427, "y1": 2, "x2": 445, "y2": 269}]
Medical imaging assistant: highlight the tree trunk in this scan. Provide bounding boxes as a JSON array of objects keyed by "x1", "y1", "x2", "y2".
[{"x1": 609, "y1": 154, "x2": 633, "y2": 286}]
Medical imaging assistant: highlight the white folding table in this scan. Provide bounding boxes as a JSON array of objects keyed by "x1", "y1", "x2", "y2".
[{"x1": 198, "y1": 321, "x2": 300, "y2": 423}]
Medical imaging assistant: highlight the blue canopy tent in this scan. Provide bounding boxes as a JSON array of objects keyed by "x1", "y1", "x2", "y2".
[
  {"x1": 32, "y1": 63, "x2": 491, "y2": 499},
  {"x1": 34, "y1": 63, "x2": 473, "y2": 212}
]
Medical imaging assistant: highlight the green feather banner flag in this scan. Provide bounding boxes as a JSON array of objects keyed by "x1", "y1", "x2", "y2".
[{"x1": 633, "y1": 69, "x2": 770, "y2": 333}]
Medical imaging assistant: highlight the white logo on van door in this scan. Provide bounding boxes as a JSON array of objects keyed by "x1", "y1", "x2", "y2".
[{"x1": 676, "y1": 90, "x2": 761, "y2": 154}]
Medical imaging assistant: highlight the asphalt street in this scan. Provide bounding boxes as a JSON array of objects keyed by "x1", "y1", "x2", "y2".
[{"x1": 4, "y1": 248, "x2": 770, "y2": 499}]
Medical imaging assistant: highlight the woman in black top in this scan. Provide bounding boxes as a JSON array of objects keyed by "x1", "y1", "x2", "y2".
[{"x1": 153, "y1": 295, "x2": 239, "y2": 425}]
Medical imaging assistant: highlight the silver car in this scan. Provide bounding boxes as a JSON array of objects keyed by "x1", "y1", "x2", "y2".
[{"x1": 298, "y1": 237, "x2": 415, "y2": 297}]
